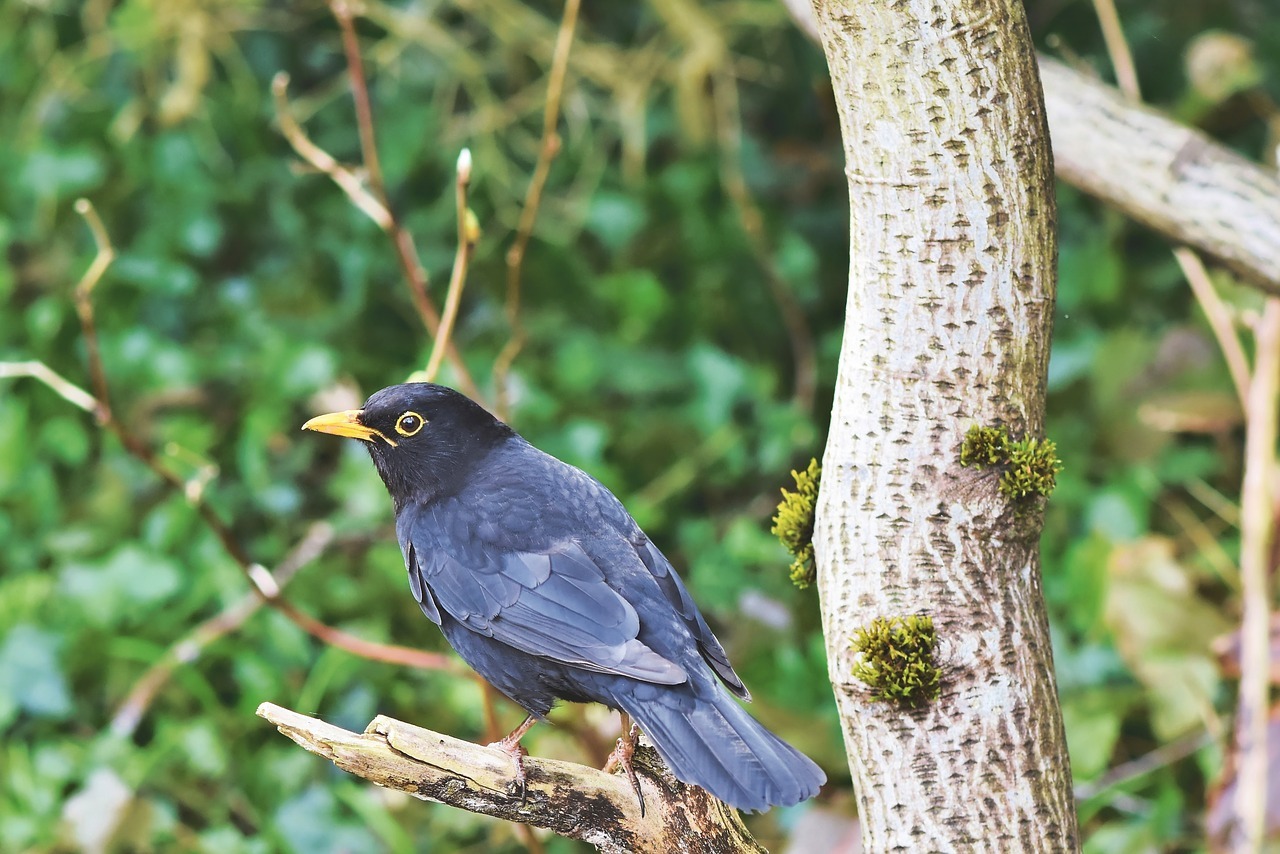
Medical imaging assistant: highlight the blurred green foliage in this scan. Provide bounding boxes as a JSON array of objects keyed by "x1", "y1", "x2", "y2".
[{"x1": 2, "y1": 0, "x2": 1278, "y2": 851}]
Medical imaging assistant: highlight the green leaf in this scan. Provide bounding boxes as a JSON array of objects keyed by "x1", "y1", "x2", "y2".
[
  {"x1": 58, "y1": 545, "x2": 182, "y2": 628},
  {"x1": 0, "y1": 625, "x2": 73, "y2": 726}
]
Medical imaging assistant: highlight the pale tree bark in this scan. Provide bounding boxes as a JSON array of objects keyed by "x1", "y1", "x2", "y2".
[
  {"x1": 1039, "y1": 55, "x2": 1280, "y2": 295},
  {"x1": 784, "y1": 0, "x2": 1280, "y2": 293},
  {"x1": 810, "y1": 1, "x2": 1079, "y2": 851}
]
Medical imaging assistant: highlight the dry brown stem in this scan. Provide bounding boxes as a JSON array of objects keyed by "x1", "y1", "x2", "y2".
[
  {"x1": 1175, "y1": 247, "x2": 1249, "y2": 408},
  {"x1": 494, "y1": 0, "x2": 583, "y2": 419},
  {"x1": 1233, "y1": 300, "x2": 1280, "y2": 850},
  {"x1": 63, "y1": 199, "x2": 463, "y2": 715},
  {"x1": 425, "y1": 150, "x2": 478, "y2": 382}
]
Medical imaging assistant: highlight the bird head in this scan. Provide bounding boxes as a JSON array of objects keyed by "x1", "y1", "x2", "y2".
[{"x1": 303, "y1": 382, "x2": 513, "y2": 507}]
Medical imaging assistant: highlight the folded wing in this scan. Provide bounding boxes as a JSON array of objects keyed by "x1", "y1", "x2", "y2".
[{"x1": 404, "y1": 521, "x2": 688, "y2": 687}]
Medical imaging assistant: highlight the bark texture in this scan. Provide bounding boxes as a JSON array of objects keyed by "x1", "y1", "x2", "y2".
[
  {"x1": 784, "y1": 0, "x2": 1280, "y2": 292},
  {"x1": 810, "y1": 1, "x2": 1079, "y2": 850},
  {"x1": 257, "y1": 703, "x2": 763, "y2": 854},
  {"x1": 1040, "y1": 55, "x2": 1280, "y2": 295}
]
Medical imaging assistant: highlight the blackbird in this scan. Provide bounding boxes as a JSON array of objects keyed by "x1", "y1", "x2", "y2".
[{"x1": 303, "y1": 382, "x2": 825, "y2": 812}]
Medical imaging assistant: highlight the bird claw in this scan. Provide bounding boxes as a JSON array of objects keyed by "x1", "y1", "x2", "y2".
[
  {"x1": 488, "y1": 714, "x2": 537, "y2": 802},
  {"x1": 603, "y1": 722, "x2": 645, "y2": 817},
  {"x1": 488, "y1": 736, "x2": 530, "y2": 801}
]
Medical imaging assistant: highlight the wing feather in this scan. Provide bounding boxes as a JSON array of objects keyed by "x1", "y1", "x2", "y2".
[
  {"x1": 635, "y1": 537, "x2": 749, "y2": 699},
  {"x1": 406, "y1": 520, "x2": 687, "y2": 686}
]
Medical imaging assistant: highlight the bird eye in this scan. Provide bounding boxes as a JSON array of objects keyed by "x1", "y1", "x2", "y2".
[{"x1": 395, "y1": 411, "x2": 425, "y2": 437}]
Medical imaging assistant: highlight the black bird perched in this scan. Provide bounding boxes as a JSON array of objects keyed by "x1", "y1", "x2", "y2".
[{"x1": 303, "y1": 382, "x2": 825, "y2": 812}]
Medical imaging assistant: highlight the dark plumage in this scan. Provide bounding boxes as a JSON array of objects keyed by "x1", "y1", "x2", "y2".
[{"x1": 303, "y1": 382, "x2": 825, "y2": 812}]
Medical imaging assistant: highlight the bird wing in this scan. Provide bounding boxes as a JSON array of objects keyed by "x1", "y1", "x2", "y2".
[
  {"x1": 403, "y1": 516, "x2": 688, "y2": 686},
  {"x1": 633, "y1": 536, "x2": 750, "y2": 700}
]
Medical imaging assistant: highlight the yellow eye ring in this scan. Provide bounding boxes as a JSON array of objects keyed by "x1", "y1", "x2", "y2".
[{"x1": 395, "y1": 411, "x2": 425, "y2": 437}]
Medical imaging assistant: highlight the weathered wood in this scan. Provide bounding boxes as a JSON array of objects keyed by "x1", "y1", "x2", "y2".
[
  {"x1": 1039, "y1": 54, "x2": 1280, "y2": 294},
  {"x1": 810, "y1": 0, "x2": 1080, "y2": 850},
  {"x1": 256, "y1": 702, "x2": 764, "y2": 853}
]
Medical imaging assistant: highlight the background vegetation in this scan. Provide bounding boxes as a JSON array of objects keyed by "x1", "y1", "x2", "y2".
[{"x1": 2, "y1": 0, "x2": 1277, "y2": 850}]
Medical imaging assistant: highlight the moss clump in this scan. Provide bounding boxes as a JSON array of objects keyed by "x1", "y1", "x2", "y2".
[
  {"x1": 771, "y1": 459, "x2": 821, "y2": 589},
  {"x1": 959, "y1": 424, "x2": 1010, "y2": 467},
  {"x1": 1000, "y1": 436, "x2": 1063, "y2": 500},
  {"x1": 850, "y1": 615, "x2": 941, "y2": 707},
  {"x1": 959, "y1": 424, "x2": 1062, "y2": 504}
]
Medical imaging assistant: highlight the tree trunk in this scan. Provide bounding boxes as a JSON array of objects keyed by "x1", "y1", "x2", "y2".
[{"x1": 810, "y1": 1, "x2": 1079, "y2": 850}]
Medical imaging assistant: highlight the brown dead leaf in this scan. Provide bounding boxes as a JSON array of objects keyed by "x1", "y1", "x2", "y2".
[{"x1": 1104, "y1": 536, "x2": 1232, "y2": 740}]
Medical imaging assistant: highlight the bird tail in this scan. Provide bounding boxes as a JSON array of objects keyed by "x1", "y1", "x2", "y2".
[{"x1": 612, "y1": 681, "x2": 825, "y2": 812}]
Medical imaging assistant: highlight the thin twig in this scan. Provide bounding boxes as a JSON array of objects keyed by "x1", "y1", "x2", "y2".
[
  {"x1": 424, "y1": 150, "x2": 477, "y2": 382},
  {"x1": 1090, "y1": 0, "x2": 1141, "y2": 101},
  {"x1": 1175, "y1": 247, "x2": 1249, "y2": 409},
  {"x1": 278, "y1": 58, "x2": 483, "y2": 402},
  {"x1": 112, "y1": 522, "x2": 339, "y2": 737},
  {"x1": 331, "y1": 0, "x2": 386, "y2": 202},
  {"x1": 1074, "y1": 731, "x2": 1211, "y2": 801},
  {"x1": 71, "y1": 199, "x2": 116, "y2": 423},
  {"x1": 1234, "y1": 298, "x2": 1280, "y2": 851},
  {"x1": 272, "y1": 73, "x2": 393, "y2": 229},
  {"x1": 0, "y1": 361, "x2": 98, "y2": 412},
  {"x1": 711, "y1": 71, "x2": 817, "y2": 412},
  {"x1": 1160, "y1": 495, "x2": 1240, "y2": 592},
  {"x1": 66, "y1": 200, "x2": 462, "y2": 677},
  {"x1": 493, "y1": 0, "x2": 582, "y2": 420}
]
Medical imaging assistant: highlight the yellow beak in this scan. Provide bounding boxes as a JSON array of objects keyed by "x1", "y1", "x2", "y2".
[{"x1": 302, "y1": 409, "x2": 397, "y2": 447}]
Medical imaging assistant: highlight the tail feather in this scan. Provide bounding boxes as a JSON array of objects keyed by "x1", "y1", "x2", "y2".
[{"x1": 614, "y1": 682, "x2": 825, "y2": 812}]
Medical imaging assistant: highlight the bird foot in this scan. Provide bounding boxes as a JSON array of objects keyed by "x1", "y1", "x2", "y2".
[
  {"x1": 488, "y1": 736, "x2": 529, "y2": 800},
  {"x1": 488, "y1": 714, "x2": 537, "y2": 801},
  {"x1": 603, "y1": 722, "x2": 645, "y2": 817}
]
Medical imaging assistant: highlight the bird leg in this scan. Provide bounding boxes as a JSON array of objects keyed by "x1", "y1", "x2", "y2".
[
  {"x1": 603, "y1": 714, "x2": 646, "y2": 817},
  {"x1": 487, "y1": 714, "x2": 538, "y2": 800}
]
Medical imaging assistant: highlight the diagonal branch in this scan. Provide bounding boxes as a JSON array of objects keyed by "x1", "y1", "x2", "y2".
[
  {"x1": 64, "y1": 199, "x2": 462, "y2": 689},
  {"x1": 0, "y1": 361, "x2": 98, "y2": 412},
  {"x1": 331, "y1": 0, "x2": 387, "y2": 202},
  {"x1": 272, "y1": 71, "x2": 483, "y2": 402},
  {"x1": 494, "y1": 0, "x2": 583, "y2": 419},
  {"x1": 1175, "y1": 247, "x2": 1249, "y2": 409},
  {"x1": 779, "y1": 0, "x2": 1280, "y2": 293},
  {"x1": 257, "y1": 702, "x2": 763, "y2": 854}
]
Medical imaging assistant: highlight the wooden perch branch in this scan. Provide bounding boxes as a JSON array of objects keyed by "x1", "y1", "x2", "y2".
[{"x1": 256, "y1": 702, "x2": 763, "y2": 854}]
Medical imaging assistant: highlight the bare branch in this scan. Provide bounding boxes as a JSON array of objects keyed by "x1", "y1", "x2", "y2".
[
  {"x1": 779, "y1": 1, "x2": 1280, "y2": 292},
  {"x1": 277, "y1": 46, "x2": 484, "y2": 402},
  {"x1": 61, "y1": 200, "x2": 464, "y2": 684},
  {"x1": 1089, "y1": 0, "x2": 1141, "y2": 101},
  {"x1": 1234, "y1": 299, "x2": 1280, "y2": 850},
  {"x1": 1176, "y1": 247, "x2": 1249, "y2": 408},
  {"x1": 1038, "y1": 55, "x2": 1280, "y2": 293},
  {"x1": 256, "y1": 703, "x2": 764, "y2": 854},
  {"x1": 272, "y1": 74, "x2": 393, "y2": 229},
  {"x1": 494, "y1": 0, "x2": 583, "y2": 418},
  {"x1": 112, "y1": 522, "x2": 338, "y2": 737},
  {"x1": 0, "y1": 361, "x2": 97, "y2": 412},
  {"x1": 331, "y1": 0, "x2": 387, "y2": 202},
  {"x1": 71, "y1": 198, "x2": 117, "y2": 422},
  {"x1": 424, "y1": 149, "x2": 478, "y2": 383}
]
